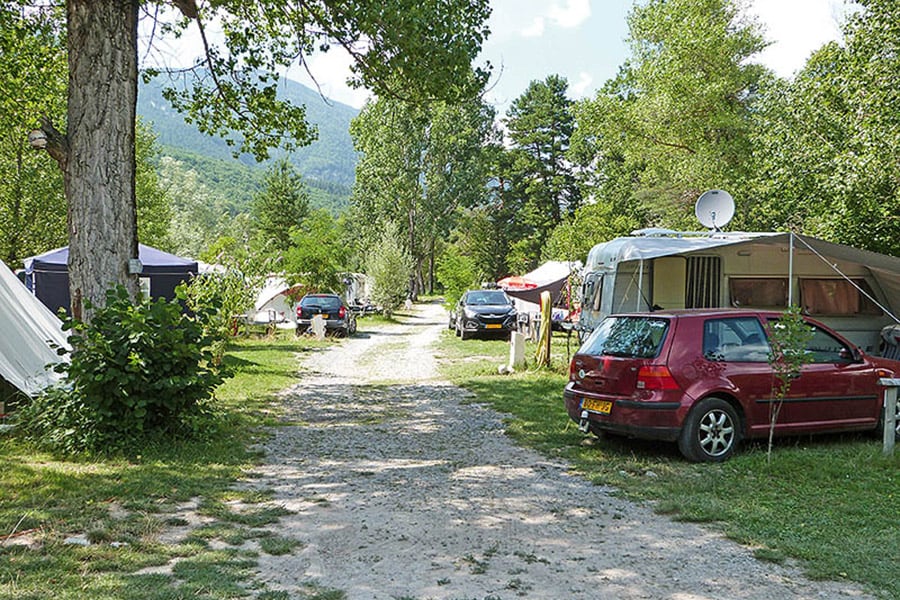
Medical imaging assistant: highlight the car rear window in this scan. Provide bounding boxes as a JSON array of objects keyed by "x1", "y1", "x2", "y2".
[
  {"x1": 580, "y1": 316, "x2": 669, "y2": 358},
  {"x1": 301, "y1": 296, "x2": 342, "y2": 310}
]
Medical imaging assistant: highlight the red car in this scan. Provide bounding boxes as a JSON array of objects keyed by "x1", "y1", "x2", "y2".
[{"x1": 565, "y1": 309, "x2": 900, "y2": 462}]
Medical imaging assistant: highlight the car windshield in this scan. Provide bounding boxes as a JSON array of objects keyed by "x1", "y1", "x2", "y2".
[
  {"x1": 465, "y1": 290, "x2": 511, "y2": 306},
  {"x1": 301, "y1": 296, "x2": 342, "y2": 310},
  {"x1": 580, "y1": 316, "x2": 669, "y2": 358}
]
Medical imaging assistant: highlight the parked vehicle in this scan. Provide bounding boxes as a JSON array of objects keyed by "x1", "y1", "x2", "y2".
[
  {"x1": 450, "y1": 289, "x2": 517, "y2": 340},
  {"x1": 564, "y1": 308, "x2": 900, "y2": 462},
  {"x1": 296, "y1": 293, "x2": 356, "y2": 337}
]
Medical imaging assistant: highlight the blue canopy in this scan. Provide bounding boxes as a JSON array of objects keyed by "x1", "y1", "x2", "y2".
[{"x1": 23, "y1": 244, "x2": 198, "y2": 315}]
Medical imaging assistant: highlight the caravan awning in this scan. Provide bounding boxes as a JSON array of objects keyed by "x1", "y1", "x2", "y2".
[{"x1": 602, "y1": 232, "x2": 900, "y2": 321}]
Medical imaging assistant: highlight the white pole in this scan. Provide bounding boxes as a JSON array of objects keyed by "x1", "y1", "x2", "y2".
[
  {"x1": 788, "y1": 232, "x2": 794, "y2": 306},
  {"x1": 637, "y1": 259, "x2": 644, "y2": 311}
]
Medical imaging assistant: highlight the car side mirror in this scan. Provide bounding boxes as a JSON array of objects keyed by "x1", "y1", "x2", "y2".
[{"x1": 839, "y1": 347, "x2": 859, "y2": 362}]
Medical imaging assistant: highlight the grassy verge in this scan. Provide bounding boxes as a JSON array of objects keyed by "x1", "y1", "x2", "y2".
[
  {"x1": 0, "y1": 331, "x2": 328, "y2": 600},
  {"x1": 438, "y1": 328, "x2": 900, "y2": 600}
]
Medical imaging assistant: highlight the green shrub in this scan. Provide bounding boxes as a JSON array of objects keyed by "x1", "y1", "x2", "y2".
[{"x1": 18, "y1": 286, "x2": 225, "y2": 453}]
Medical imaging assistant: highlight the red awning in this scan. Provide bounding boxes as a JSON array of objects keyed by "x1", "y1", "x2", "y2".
[{"x1": 497, "y1": 275, "x2": 538, "y2": 290}]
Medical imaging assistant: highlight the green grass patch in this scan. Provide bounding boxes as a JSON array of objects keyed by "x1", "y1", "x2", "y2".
[
  {"x1": 437, "y1": 328, "x2": 900, "y2": 599},
  {"x1": 0, "y1": 331, "x2": 316, "y2": 599}
]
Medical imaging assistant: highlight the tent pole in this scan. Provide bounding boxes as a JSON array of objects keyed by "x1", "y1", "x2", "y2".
[
  {"x1": 637, "y1": 259, "x2": 644, "y2": 311},
  {"x1": 788, "y1": 232, "x2": 794, "y2": 306}
]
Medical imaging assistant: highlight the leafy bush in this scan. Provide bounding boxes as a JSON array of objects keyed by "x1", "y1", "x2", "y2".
[
  {"x1": 182, "y1": 260, "x2": 262, "y2": 364},
  {"x1": 435, "y1": 245, "x2": 478, "y2": 308},
  {"x1": 18, "y1": 286, "x2": 225, "y2": 454},
  {"x1": 365, "y1": 222, "x2": 413, "y2": 316}
]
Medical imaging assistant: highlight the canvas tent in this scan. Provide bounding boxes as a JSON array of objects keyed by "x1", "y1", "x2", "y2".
[
  {"x1": 24, "y1": 244, "x2": 198, "y2": 315},
  {"x1": 249, "y1": 277, "x2": 303, "y2": 325},
  {"x1": 0, "y1": 261, "x2": 68, "y2": 396}
]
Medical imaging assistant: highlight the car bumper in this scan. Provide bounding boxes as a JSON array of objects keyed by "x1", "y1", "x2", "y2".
[
  {"x1": 563, "y1": 383, "x2": 684, "y2": 442},
  {"x1": 297, "y1": 318, "x2": 349, "y2": 332},
  {"x1": 458, "y1": 318, "x2": 517, "y2": 334}
]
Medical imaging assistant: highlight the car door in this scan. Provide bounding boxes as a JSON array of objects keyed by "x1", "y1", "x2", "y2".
[
  {"x1": 698, "y1": 316, "x2": 775, "y2": 436},
  {"x1": 775, "y1": 323, "x2": 881, "y2": 431}
]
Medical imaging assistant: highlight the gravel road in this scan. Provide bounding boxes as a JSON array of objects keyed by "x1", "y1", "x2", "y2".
[{"x1": 249, "y1": 301, "x2": 873, "y2": 600}]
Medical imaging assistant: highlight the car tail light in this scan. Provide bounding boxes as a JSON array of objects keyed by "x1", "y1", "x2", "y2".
[
  {"x1": 636, "y1": 365, "x2": 681, "y2": 391},
  {"x1": 338, "y1": 306, "x2": 346, "y2": 319},
  {"x1": 296, "y1": 306, "x2": 302, "y2": 318},
  {"x1": 568, "y1": 358, "x2": 577, "y2": 380}
]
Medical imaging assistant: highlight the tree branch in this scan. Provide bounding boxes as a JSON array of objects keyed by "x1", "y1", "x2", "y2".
[{"x1": 30, "y1": 116, "x2": 69, "y2": 171}]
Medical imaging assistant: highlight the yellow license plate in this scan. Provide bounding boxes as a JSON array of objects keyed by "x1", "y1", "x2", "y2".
[
  {"x1": 582, "y1": 398, "x2": 612, "y2": 414},
  {"x1": 485, "y1": 323, "x2": 502, "y2": 329}
]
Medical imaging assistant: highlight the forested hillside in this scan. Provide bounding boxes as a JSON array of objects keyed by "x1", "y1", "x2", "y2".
[{"x1": 138, "y1": 72, "x2": 358, "y2": 212}]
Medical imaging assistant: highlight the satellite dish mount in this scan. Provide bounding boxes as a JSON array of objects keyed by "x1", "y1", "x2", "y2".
[{"x1": 695, "y1": 189, "x2": 735, "y2": 231}]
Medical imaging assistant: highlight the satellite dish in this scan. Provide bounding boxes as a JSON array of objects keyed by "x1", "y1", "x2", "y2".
[{"x1": 695, "y1": 189, "x2": 735, "y2": 230}]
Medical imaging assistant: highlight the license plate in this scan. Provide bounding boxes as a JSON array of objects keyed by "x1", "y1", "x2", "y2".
[
  {"x1": 582, "y1": 398, "x2": 612, "y2": 414},
  {"x1": 485, "y1": 323, "x2": 502, "y2": 329},
  {"x1": 316, "y1": 314, "x2": 328, "y2": 319}
]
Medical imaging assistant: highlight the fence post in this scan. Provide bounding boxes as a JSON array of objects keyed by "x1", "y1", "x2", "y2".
[{"x1": 877, "y1": 378, "x2": 899, "y2": 456}]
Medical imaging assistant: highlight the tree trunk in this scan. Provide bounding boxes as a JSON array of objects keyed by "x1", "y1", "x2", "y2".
[{"x1": 66, "y1": 0, "x2": 140, "y2": 319}]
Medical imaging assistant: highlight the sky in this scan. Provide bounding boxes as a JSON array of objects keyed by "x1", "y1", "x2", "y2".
[{"x1": 299, "y1": 0, "x2": 852, "y2": 112}]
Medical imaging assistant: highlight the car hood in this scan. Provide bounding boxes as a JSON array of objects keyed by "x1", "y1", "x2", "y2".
[{"x1": 466, "y1": 304, "x2": 515, "y2": 315}]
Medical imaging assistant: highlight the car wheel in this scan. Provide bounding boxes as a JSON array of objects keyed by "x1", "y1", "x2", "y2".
[
  {"x1": 448, "y1": 317, "x2": 454, "y2": 330},
  {"x1": 349, "y1": 318, "x2": 357, "y2": 335},
  {"x1": 455, "y1": 323, "x2": 461, "y2": 337},
  {"x1": 678, "y1": 397, "x2": 741, "y2": 462},
  {"x1": 460, "y1": 328, "x2": 471, "y2": 340}
]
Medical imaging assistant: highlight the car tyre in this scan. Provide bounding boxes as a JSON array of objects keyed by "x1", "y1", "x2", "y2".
[
  {"x1": 678, "y1": 397, "x2": 741, "y2": 462},
  {"x1": 460, "y1": 328, "x2": 471, "y2": 340}
]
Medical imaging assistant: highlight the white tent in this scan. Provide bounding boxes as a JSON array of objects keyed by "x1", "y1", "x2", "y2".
[
  {"x1": 249, "y1": 277, "x2": 301, "y2": 325},
  {"x1": 0, "y1": 261, "x2": 69, "y2": 396}
]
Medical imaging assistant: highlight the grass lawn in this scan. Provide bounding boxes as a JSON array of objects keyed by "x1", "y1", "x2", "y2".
[
  {"x1": 438, "y1": 327, "x2": 900, "y2": 600},
  {"x1": 0, "y1": 331, "x2": 329, "y2": 600}
]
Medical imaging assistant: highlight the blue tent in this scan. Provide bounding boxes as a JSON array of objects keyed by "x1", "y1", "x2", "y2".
[{"x1": 23, "y1": 244, "x2": 198, "y2": 315}]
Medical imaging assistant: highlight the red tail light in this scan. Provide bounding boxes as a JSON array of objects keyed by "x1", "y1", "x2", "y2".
[
  {"x1": 637, "y1": 365, "x2": 681, "y2": 391},
  {"x1": 568, "y1": 359, "x2": 577, "y2": 380},
  {"x1": 339, "y1": 306, "x2": 346, "y2": 318}
]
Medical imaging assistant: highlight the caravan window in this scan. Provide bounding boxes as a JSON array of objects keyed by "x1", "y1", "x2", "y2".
[
  {"x1": 729, "y1": 278, "x2": 787, "y2": 309},
  {"x1": 592, "y1": 275, "x2": 604, "y2": 312},
  {"x1": 800, "y1": 279, "x2": 881, "y2": 316},
  {"x1": 685, "y1": 256, "x2": 721, "y2": 308}
]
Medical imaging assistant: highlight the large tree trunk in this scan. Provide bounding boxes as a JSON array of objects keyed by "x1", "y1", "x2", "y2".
[{"x1": 66, "y1": 0, "x2": 140, "y2": 319}]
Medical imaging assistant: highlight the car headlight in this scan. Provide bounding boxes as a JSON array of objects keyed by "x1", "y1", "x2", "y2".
[{"x1": 464, "y1": 307, "x2": 478, "y2": 318}]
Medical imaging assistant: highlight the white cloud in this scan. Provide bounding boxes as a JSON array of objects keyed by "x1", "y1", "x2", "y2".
[
  {"x1": 513, "y1": 0, "x2": 590, "y2": 38},
  {"x1": 521, "y1": 17, "x2": 546, "y2": 38},
  {"x1": 290, "y1": 47, "x2": 371, "y2": 109},
  {"x1": 748, "y1": 0, "x2": 849, "y2": 77},
  {"x1": 547, "y1": 0, "x2": 591, "y2": 29},
  {"x1": 570, "y1": 72, "x2": 593, "y2": 99}
]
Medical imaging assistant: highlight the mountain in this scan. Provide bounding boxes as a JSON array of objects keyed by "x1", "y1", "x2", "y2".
[{"x1": 137, "y1": 72, "x2": 359, "y2": 212}]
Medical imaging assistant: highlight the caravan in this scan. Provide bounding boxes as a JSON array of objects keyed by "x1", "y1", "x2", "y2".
[
  {"x1": 577, "y1": 230, "x2": 900, "y2": 354},
  {"x1": 577, "y1": 192, "x2": 900, "y2": 354}
]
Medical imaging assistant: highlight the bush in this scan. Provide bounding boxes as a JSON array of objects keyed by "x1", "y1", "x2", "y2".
[
  {"x1": 365, "y1": 223, "x2": 413, "y2": 316},
  {"x1": 18, "y1": 286, "x2": 225, "y2": 454},
  {"x1": 435, "y1": 245, "x2": 478, "y2": 308}
]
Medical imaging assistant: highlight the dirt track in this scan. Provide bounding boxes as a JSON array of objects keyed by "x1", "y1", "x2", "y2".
[{"x1": 247, "y1": 301, "x2": 873, "y2": 599}]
